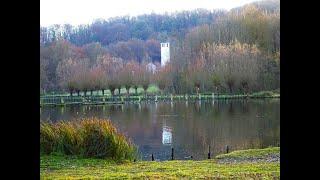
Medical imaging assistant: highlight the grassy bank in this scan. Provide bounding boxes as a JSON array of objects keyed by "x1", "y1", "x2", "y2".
[
  {"x1": 41, "y1": 89, "x2": 280, "y2": 98},
  {"x1": 216, "y1": 147, "x2": 280, "y2": 160},
  {"x1": 41, "y1": 147, "x2": 280, "y2": 179},
  {"x1": 40, "y1": 90, "x2": 280, "y2": 107},
  {"x1": 249, "y1": 91, "x2": 280, "y2": 98},
  {"x1": 40, "y1": 118, "x2": 137, "y2": 161}
]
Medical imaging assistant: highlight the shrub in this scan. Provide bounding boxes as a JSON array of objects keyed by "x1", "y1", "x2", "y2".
[{"x1": 40, "y1": 118, "x2": 137, "y2": 161}]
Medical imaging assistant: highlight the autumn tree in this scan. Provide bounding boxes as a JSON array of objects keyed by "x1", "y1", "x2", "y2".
[{"x1": 154, "y1": 63, "x2": 173, "y2": 94}]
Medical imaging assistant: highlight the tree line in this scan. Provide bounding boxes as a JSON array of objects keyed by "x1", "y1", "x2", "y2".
[{"x1": 40, "y1": 9, "x2": 225, "y2": 46}]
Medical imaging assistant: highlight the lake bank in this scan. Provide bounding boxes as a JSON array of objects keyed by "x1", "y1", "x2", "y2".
[
  {"x1": 40, "y1": 147, "x2": 280, "y2": 179},
  {"x1": 40, "y1": 90, "x2": 280, "y2": 107}
]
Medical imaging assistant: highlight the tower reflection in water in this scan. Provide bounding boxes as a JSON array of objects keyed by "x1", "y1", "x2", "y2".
[{"x1": 162, "y1": 125, "x2": 172, "y2": 145}]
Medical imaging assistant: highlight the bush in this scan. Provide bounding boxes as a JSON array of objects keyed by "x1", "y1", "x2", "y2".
[{"x1": 40, "y1": 118, "x2": 137, "y2": 161}]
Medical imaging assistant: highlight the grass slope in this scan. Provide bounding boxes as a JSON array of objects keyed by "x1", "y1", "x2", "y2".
[
  {"x1": 216, "y1": 147, "x2": 280, "y2": 159},
  {"x1": 41, "y1": 147, "x2": 280, "y2": 179}
]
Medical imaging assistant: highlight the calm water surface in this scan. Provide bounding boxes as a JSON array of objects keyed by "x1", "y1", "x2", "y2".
[{"x1": 40, "y1": 99, "x2": 280, "y2": 160}]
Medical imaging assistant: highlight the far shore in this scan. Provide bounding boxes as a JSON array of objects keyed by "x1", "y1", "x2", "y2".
[{"x1": 40, "y1": 90, "x2": 280, "y2": 106}]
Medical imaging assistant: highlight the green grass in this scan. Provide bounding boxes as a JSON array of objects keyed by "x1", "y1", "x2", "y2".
[
  {"x1": 40, "y1": 148, "x2": 280, "y2": 179},
  {"x1": 216, "y1": 147, "x2": 280, "y2": 160},
  {"x1": 40, "y1": 118, "x2": 137, "y2": 161},
  {"x1": 146, "y1": 84, "x2": 160, "y2": 94},
  {"x1": 250, "y1": 91, "x2": 280, "y2": 98}
]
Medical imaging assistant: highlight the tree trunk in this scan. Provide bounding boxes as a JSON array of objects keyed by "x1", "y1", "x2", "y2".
[
  {"x1": 229, "y1": 86, "x2": 233, "y2": 94},
  {"x1": 84, "y1": 90, "x2": 87, "y2": 96},
  {"x1": 127, "y1": 88, "x2": 130, "y2": 96},
  {"x1": 77, "y1": 90, "x2": 80, "y2": 96},
  {"x1": 102, "y1": 89, "x2": 104, "y2": 96},
  {"x1": 70, "y1": 90, "x2": 73, "y2": 97},
  {"x1": 126, "y1": 86, "x2": 131, "y2": 96},
  {"x1": 90, "y1": 90, "x2": 93, "y2": 96}
]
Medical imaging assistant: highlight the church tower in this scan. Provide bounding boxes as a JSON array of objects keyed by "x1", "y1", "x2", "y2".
[{"x1": 161, "y1": 42, "x2": 170, "y2": 67}]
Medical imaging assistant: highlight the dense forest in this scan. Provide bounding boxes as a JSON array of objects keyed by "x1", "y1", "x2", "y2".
[{"x1": 40, "y1": 0, "x2": 280, "y2": 95}]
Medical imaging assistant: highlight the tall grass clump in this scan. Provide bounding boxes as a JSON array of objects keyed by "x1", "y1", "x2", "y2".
[{"x1": 40, "y1": 118, "x2": 137, "y2": 161}]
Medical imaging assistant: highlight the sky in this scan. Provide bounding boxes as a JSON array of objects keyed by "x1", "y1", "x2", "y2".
[{"x1": 40, "y1": 0, "x2": 257, "y2": 26}]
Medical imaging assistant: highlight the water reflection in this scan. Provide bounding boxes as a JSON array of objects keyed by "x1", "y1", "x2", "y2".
[
  {"x1": 162, "y1": 125, "x2": 172, "y2": 145},
  {"x1": 60, "y1": 106, "x2": 65, "y2": 114},
  {"x1": 40, "y1": 99, "x2": 280, "y2": 160}
]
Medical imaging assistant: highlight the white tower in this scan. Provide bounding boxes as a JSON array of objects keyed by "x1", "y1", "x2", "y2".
[{"x1": 161, "y1": 42, "x2": 170, "y2": 67}]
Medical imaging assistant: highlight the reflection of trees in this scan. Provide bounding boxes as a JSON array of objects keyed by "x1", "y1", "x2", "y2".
[
  {"x1": 228, "y1": 101, "x2": 234, "y2": 114},
  {"x1": 171, "y1": 100, "x2": 280, "y2": 158}
]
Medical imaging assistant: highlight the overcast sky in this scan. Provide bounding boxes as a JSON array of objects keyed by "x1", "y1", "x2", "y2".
[{"x1": 40, "y1": 0, "x2": 257, "y2": 26}]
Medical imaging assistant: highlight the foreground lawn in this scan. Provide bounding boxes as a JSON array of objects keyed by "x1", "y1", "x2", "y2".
[{"x1": 40, "y1": 147, "x2": 280, "y2": 179}]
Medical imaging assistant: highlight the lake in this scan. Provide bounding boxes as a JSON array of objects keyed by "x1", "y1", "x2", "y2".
[{"x1": 40, "y1": 99, "x2": 280, "y2": 160}]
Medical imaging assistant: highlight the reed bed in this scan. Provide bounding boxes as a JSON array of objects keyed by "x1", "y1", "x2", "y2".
[{"x1": 40, "y1": 118, "x2": 137, "y2": 161}]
